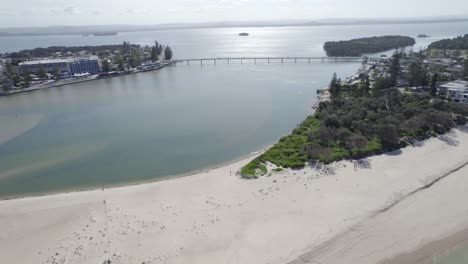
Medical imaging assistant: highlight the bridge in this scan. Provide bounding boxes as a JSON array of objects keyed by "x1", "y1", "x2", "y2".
[{"x1": 172, "y1": 56, "x2": 385, "y2": 65}]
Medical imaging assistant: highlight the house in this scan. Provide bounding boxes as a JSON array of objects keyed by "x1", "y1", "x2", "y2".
[{"x1": 439, "y1": 80, "x2": 468, "y2": 102}]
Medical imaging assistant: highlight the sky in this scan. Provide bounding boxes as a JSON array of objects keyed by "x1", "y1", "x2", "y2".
[{"x1": 1, "y1": 0, "x2": 468, "y2": 27}]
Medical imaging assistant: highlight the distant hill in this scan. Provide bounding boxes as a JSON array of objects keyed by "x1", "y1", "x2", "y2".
[{"x1": 428, "y1": 34, "x2": 468, "y2": 50}]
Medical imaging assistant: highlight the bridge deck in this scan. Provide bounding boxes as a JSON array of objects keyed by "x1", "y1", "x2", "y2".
[{"x1": 172, "y1": 56, "x2": 383, "y2": 64}]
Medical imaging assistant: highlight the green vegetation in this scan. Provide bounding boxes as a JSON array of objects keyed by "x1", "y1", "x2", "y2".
[
  {"x1": 323, "y1": 36, "x2": 415, "y2": 57},
  {"x1": 164, "y1": 46, "x2": 173, "y2": 60},
  {"x1": 241, "y1": 74, "x2": 468, "y2": 178},
  {"x1": 3, "y1": 43, "x2": 141, "y2": 59},
  {"x1": 151, "y1": 41, "x2": 164, "y2": 61},
  {"x1": 428, "y1": 34, "x2": 468, "y2": 50},
  {"x1": 101, "y1": 59, "x2": 111, "y2": 73}
]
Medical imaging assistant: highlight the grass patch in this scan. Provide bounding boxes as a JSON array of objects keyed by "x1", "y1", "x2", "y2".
[{"x1": 241, "y1": 115, "x2": 320, "y2": 178}]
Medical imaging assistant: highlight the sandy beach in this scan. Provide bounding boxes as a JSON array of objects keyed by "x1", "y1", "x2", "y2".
[{"x1": 1, "y1": 128, "x2": 468, "y2": 264}]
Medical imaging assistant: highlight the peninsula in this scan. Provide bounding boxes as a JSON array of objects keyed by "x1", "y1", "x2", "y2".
[
  {"x1": 0, "y1": 41, "x2": 174, "y2": 95},
  {"x1": 242, "y1": 45, "x2": 468, "y2": 177}
]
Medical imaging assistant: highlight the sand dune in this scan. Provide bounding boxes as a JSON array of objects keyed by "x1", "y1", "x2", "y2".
[{"x1": 0, "y1": 128, "x2": 468, "y2": 264}]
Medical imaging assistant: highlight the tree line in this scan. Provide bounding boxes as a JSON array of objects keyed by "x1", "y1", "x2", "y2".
[
  {"x1": 428, "y1": 34, "x2": 468, "y2": 50},
  {"x1": 323, "y1": 36, "x2": 416, "y2": 57}
]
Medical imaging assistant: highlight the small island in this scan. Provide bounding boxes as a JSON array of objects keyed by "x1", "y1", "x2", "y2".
[
  {"x1": 323, "y1": 35, "x2": 416, "y2": 57},
  {"x1": 239, "y1": 32, "x2": 249, "y2": 36},
  {"x1": 417, "y1": 34, "x2": 430, "y2": 38}
]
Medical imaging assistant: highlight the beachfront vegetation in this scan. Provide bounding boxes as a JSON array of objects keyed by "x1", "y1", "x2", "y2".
[
  {"x1": 428, "y1": 34, "x2": 468, "y2": 50},
  {"x1": 241, "y1": 69, "x2": 468, "y2": 178},
  {"x1": 323, "y1": 36, "x2": 416, "y2": 57}
]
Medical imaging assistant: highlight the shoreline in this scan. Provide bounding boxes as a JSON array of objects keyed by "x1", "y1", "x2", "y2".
[
  {"x1": 381, "y1": 225, "x2": 468, "y2": 264},
  {"x1": 0, "y1": 80, "x2": 322, "y2": 201},
  {"x1": 0, "y1": 89, "x2": 324, "y2": 201},
  {"x1": 1, "y1": 128, "x2": 467, "y2": 264},
  {"x1": 0, "y1": 143, "x2": 273, "y2": 201},
  {"x1": 0, "y1": 62, "x2": 171, "y2": 97}
]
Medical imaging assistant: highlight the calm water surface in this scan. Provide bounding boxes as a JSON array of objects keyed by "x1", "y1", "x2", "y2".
[
  {"x1": 0, "y1": 62, "x2": 358, "y2": 197},
  {"x1": 0, "y1": 23, "x2": 467, "y2": 198}
]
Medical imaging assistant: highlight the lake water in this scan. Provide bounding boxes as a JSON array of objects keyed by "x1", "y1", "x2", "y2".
[{"x1": 0, "y1": 22, "x2": 467, "y2": 198}]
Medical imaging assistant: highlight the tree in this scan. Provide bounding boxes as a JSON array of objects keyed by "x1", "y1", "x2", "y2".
[
  {"x1": 430, "y1": 73, "x2": 439, "y2": 96},
  {"x1": 151, "y1": 41, "x2": 163, "y2": 61},
  {"x1": 328, "y1": 73, "x2": 341, "y2": 99},
  {"x1": 389, "y1": 52, "x2": 401, "y2": 86},
  {"x1": 372, "y1": 77, "x2": 392, "y2": 95},
  {"x1": 421, "y1": 64, "x2": 429, "y2": 87},
  {"x1": 154, "y1": 41, "x2": 163, "y2": 56},
  {"x1": 21, "y1": 71, "x2": 32, "y2": 88},
  {"x1": 151, "y1": 47, "x2": 158, "y2": 61},
  {"x1": 164, "y1": 46, "x2": 173, "y2": 60},
  {"x1": 346, "y1": 133, "x2": 368, "y2": 149},
  {"x1": 464, "y1": 60, "x2": 468, "y2": 79},
  {"x1": 5, "y1": 62, "x2": 15, "y2": 78},
  {"x1": 51, "y1": 68, "x2": 61, "y2": 79},
  {"x1": 407, "y1": 62, "x2": 427, "y2": 87},
  {"x1": 359, "y1": 75, "x2": 371, "y2": 96},
  {"x1": 101, "y1": 59, "x2": 111, "y2": 72},
  {"x1": 376, "y1": 123, "x2": 400, "y2": 147},
  {"x1": 37, "y1": 67, "x2": 48, "y2": 79},
  {"x1": 122, "y1": 41, "x2": 131, "y2": 54}
]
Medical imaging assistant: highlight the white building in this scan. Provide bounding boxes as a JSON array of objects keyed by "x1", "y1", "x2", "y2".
[
  {"x1": 18, "y1": 56, "x2": 101, "y2": 77},
  {"x1": 439, "y1": 80, "x2": 468, "y2": 103}
]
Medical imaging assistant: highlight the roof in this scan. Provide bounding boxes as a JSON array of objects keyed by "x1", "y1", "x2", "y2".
[
  {"x1": 19, "y1": 56, "x2": 99, "y2": 66},
  {"x1": 20, "y1": 59, "x2": 67, "y2": 65},
  {"x1": 440, "y1": 80, "x2": 468, "y2": 91}
]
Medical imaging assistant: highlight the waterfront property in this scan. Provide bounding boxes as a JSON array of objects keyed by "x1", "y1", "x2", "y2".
[
  {"x1": 18, "y1": 56, "x2": 101, "y2": 77},
  {"x1": 440, "y1": 80, "x2": 468, "y2": 102}
]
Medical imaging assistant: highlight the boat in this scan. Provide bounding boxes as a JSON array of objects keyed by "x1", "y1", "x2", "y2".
[
  {"x1": 417, "y1": 34, "x2": 430, "y2": 38},
  {"x1": 239, "y1": 32, "x2": 249, "y2": 36}
]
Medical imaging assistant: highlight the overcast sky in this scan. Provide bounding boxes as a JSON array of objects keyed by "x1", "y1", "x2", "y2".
[{"x1": 1, "y1": 0, "x2": 468, "y2": 27}]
